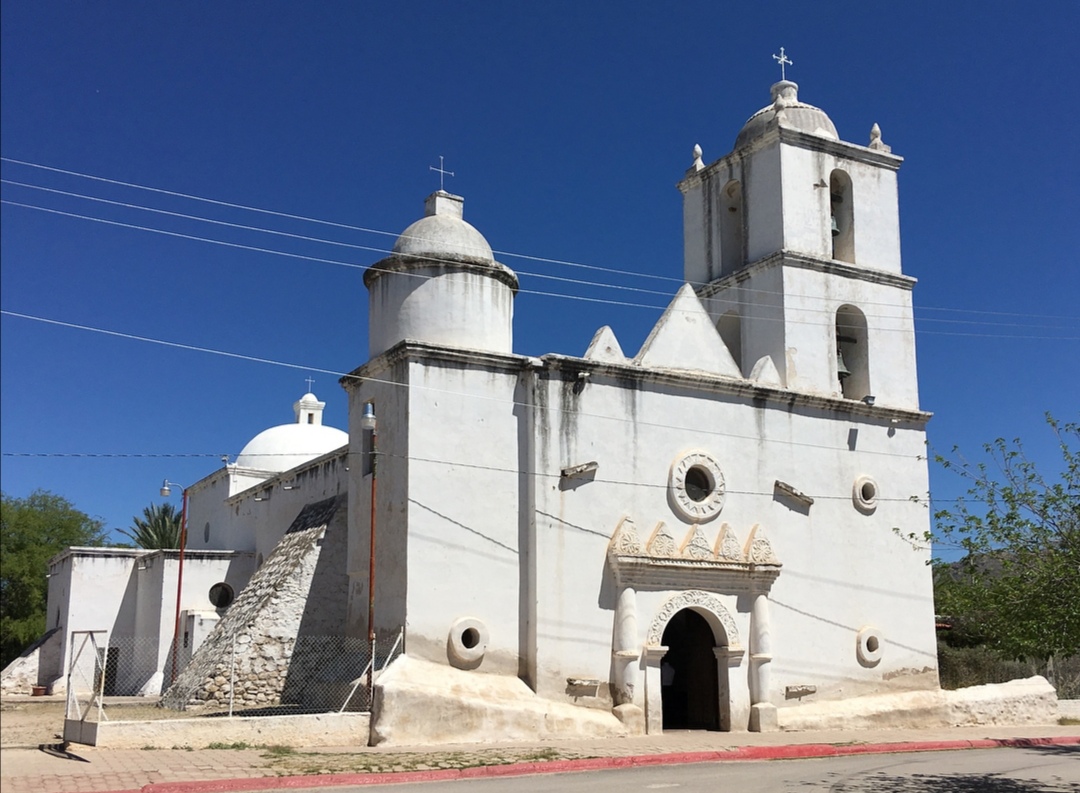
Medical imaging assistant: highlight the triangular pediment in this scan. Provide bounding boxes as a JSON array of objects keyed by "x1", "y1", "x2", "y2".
[
  {"x1": 584, "y1": 325, "x2": 626, "y2": 363},
  {"x1": 634, "y1": 284, "x2": 741, "y2": 377},
  {"x1": 749, "y1": 354, "x2": 783, "y2": 386}
]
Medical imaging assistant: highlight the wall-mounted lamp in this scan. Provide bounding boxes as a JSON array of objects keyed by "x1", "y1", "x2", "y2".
[{"x1": 861, "y1": 395, "x2": 876, "y2": 406}]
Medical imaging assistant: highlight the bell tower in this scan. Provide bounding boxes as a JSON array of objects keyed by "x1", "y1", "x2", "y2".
[{"x1": 677, "y1": 81, "x2": 919, "y2": 409}]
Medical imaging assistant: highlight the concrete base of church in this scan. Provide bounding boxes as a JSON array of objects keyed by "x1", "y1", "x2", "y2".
[
  {"x1": 370, "y1": 656, "x2": 632, "y2": 746},
  {"x1": 777, "y1": 676, "x2": 1058, "y2": 732},
  {"x1": 749, "y1": 703, "x2": 779, "y2": 732},
  {"x1": 65, "y1": 711, "x2": 370, "y2": 748}
]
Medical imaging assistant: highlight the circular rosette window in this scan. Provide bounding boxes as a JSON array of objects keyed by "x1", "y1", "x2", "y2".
[
  {"x1": 668, "y1": 451, "x2": 726, "y2": 523},
  {"x1": 447, "y1": 617, "x2": 489, "y2": 670}
]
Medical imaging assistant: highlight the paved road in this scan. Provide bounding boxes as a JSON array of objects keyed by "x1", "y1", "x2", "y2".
[{"x1": 329, "y1": 747, "x2": 1080, "y2": 792}]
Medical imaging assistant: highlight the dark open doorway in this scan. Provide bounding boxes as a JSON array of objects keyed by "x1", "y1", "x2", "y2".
[{"x1": 661, "y1": 608, "x2": 720, "y2": 730}]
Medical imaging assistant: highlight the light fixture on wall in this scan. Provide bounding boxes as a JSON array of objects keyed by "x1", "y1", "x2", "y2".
[{"x1": 861, "y1": 395, "x2": 876, "y2": 406}]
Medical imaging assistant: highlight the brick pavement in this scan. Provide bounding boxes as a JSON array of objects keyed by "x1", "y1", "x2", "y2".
[{"x1": 2, "y1": 724, "x2": 1077, "y2": 793}]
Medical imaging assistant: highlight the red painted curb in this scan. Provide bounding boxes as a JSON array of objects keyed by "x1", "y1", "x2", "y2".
[{"x1": 111, "y1": 736, "x2": 1080, "y2": 793}]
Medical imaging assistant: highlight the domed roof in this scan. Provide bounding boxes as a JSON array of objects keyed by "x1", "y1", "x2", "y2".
[
  {"x1": 734, "y1": 81, "x2": 838, "y2": 150},
  {"x1": 235, "y1": 423, "x2": 347, "y2": 473},
  {"x1": 392, "y1": 191, "x2": 493, "y2": 264}
]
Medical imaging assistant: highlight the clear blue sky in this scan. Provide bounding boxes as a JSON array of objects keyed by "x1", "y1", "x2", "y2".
[{"x1": 2, "y1": 1, "x2": 1077, "y2": 546}]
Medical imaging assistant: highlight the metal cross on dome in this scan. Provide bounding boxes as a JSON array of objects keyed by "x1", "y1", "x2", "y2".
[
  {"x1": 305, "y1": 376, "x2": 315, "y2": 392},
  {"x1": 430, "y1": 156, "x2": 455, "y2": 191},
  {"x1": 773, "y1": 47, "x2": 793, "y2": 80}
]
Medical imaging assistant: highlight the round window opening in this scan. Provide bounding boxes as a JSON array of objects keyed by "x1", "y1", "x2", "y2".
[
  {"x1": 461, "y1": 627, "x2": 480, "y2": 649},
  {"x1": 208, "y1": 582, "x2": 234, "y2": 609},
  {"x1": 852, "y1": 475, "x2": 879, "y2": 514},
  {"x1": 866, "y1": 635, "x2": 880, "y2": 653},
  {"x1": 668, "y1": 451, "x2": 726, "y2": 523},
  {"x1": 684, "y1": 466, "x2": 714, "y2": 502}
]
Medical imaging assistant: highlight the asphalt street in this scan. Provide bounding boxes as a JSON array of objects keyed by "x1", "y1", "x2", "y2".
[{"x1": 325, "y1": 747, "x2": 1080, "y2": 792}]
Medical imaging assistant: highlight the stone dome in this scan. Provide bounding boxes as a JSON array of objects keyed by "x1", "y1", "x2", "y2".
[
  {"x1": 391, "y1": 191, "x2": 494, "y2": 264},
  {"x1": 235, "y1": 423, "x2": 347, "y2": 472},
  {"x1": 734, "y1": 81, "x2": 838, "y2": 150}
]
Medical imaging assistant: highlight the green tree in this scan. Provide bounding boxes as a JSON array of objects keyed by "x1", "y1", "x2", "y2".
[
  {"x1": 121, "y1": 502, "x2": 183, "y2": 549},
  {"x1": 931, "y1": 415, "x2": 1079, "y2": 662},
  {"x1": 0, "y1": 490, "x2": 107, "y2": 667}
]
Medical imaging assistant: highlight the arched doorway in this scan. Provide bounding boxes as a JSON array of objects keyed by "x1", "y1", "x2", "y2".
[{"x1": 661, "y1": 609, "x2": 720, "y2": 730}]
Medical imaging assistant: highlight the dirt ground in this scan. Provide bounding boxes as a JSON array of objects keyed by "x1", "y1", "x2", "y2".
[{"x1": 0, "y1": 699, "x2": 210, "y2": 747}]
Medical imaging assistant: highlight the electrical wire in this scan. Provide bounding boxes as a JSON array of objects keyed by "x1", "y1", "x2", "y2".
[
  {"x1": 3, "y1": 157, "x2": 1078, "y2": 326},
  {"x1": 3, "y1": 198, "x2": 1076, "y2": 339},
  {"x1": 0, "y1": 447, "x2": 935, "y2": 505},
  {"x1": 2, "y1": 309, "x2": 934, "y2": 460}
]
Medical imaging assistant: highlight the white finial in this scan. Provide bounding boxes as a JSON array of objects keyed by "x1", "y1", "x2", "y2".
[
  {"x1": 868, "y1": 123, "x2": 891, "y2": 152},
  {"x1": 691, "y1": 143, "x2": 704, "y2": 171},
  {"x1": 429, "y1": 155, "x2": 455, "y2": 192},
  {"x1": 305, "y1": 376, "x2": 315, "y2": 393},
  {"x1": 773, "y1": 47, "x2": 793, "y2": 81}
]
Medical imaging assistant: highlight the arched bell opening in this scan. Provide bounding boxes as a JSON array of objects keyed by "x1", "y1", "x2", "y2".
[
  {"x1": 830, "y1": 170, "x2": 855, "y2": 264},
  {"x1": 660, "y1": 608, "x2": 728, "y2": 731},
  {"x1": 836, "y1": 304, "x2": 870, "y2": 400},
  {"x1": 720, "y1": 180, "x2": 745, "y2": 276}
]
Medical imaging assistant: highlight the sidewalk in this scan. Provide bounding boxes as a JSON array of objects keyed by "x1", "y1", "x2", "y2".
[{"x1": 2, "y1": 725, "x2": 1077, "y2": 793}]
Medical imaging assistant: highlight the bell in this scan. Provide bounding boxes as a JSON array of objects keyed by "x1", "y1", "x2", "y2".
[
  {"x1": 836, "y1": 347, "x2": 851, "y2": 381},
  {"x1": 830, "y1": 215, "x2": 840, "y2": 237}
]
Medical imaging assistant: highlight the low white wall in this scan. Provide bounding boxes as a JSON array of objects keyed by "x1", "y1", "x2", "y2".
[
  {"x1": 778, "y1": 676, "x2": 1058, "y2": 731},
  {"x1": 75, "y1": 712, "x2": 370, "y2": 748}
]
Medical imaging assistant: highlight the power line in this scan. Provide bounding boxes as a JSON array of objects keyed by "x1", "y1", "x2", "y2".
[
  {"x1": 0, "y1": 449, "x2": 935, "y2": 504},
  {"x1": 3, "y1": 198, "x2": 1076, "y2": 339},
  {"x1": 0, "y1": 309, "x2": 935, "y2": 459},
  {"x1": 3, "y1": 157, "x2": 1077, "y2": 325}
]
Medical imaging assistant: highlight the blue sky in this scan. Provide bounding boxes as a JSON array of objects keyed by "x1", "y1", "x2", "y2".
[{"x1": 2, "y1": 1, "x2": 1077, "y2": 546}]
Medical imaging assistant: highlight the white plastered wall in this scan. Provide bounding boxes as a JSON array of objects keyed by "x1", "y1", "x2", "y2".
[{"x1": 527, "y1": 370, "x2": 936, "y2": 727}]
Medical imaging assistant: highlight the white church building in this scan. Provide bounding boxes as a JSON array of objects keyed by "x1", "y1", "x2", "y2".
[{"x1": 10, "y1": 79, "x2": 978, "y2": 739}]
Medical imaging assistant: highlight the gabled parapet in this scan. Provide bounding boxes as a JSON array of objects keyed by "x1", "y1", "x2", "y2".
[
  {"x1": 584, "y1": 325, "x2": 627, "y2": 363},
  {"x1": 634, "y1": 285, "x2": 741, "y2": 378}
]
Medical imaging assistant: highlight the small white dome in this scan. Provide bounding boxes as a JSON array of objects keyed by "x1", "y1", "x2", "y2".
[
  {"x1": 235, "y1": 423, "x2": 347, "y2": 472},
  {"x1": 735, "y1": 81, "x2": 838, "y2": 150},
  {"x1": 391, "y1": 190, "x2": 493, "y2": 264}
]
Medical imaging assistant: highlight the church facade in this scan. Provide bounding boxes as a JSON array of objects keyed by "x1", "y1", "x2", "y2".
[
  {"x1": 9, "y1": 80, "x2": 946, "y2": 738},
  {"x1": 342, "y1": 79, "x2": 937, "y2": 738}
]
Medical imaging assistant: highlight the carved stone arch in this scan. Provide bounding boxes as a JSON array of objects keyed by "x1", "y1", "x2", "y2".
[{"x1": 646, "y1": 590, "x2": 740, "y2": 650}]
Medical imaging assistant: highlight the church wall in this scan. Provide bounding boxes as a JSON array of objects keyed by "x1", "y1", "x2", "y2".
[
  {"x1": 400, "y1": 359, "x2": 525, "y2": 676},
  {"x1": 743, "y1": 141, "x2": 783, "y2": 264},
  {"x1": 779, "y1": 144, "x2": 833, "y2": 260},
  {"x1": 345, "y1": 357, "x2": 411, "y2": 647},
  {"x1": 46, "y1": 550, "x2": 142, "y2": 691},
  {"x1": 782, "y1": 267, "x2": 919, "y2": 406},
  {"x1": 848, "y1": 158, "x2": 902, "y2": 273},
  {"x1": 228, "y1": 452, "x2": 348, "y2": 566},
  {"x1": 188, "y1": 470, "x2": 254, "y2": 553},
  {"x1": 779, "y1": 144, "x2": 902, "y2": 273},
  {"x1": 527, "y1": 369, "x2": 936, "y2": 720}
]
